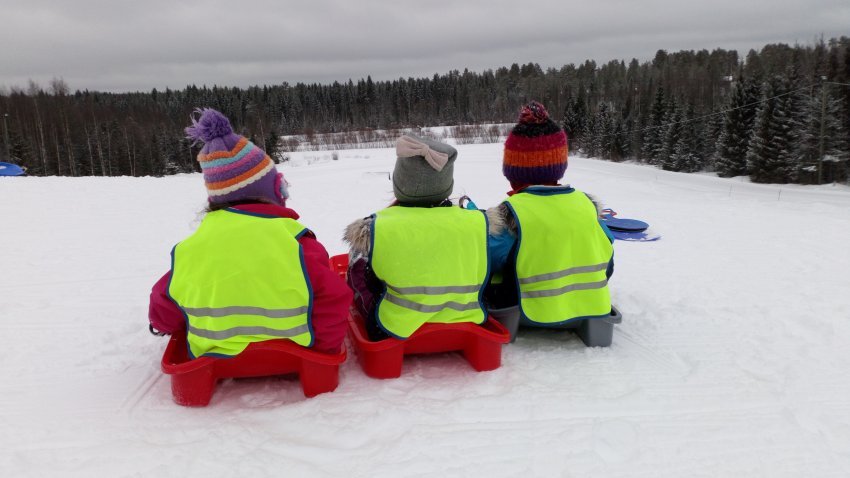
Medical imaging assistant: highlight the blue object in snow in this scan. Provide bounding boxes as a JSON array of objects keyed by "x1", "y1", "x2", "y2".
[
  {"x1": 0, "y1": 162, "x2": 25, "y2": 176},
  {"x1": 603, "y1": 217, "x2": 649, "y2": 232},
  {"x1": 599, "y1": 208, "x2": 658, "y2": 241}
]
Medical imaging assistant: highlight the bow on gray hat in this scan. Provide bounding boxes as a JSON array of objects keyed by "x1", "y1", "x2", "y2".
[
  {"x1": 392, "y1": 135, "x2": 457, "y2": 206},
  {"x1": 396, "y1": 135, "x2": 450, "y2": 171}
]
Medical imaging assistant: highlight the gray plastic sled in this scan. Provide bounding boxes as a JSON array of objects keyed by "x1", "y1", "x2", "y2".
[{"x1": 490, "y1": 305, "x2": 622, "y2": 347}]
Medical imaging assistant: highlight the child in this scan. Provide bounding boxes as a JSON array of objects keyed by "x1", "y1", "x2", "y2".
[
  {"x1": 148, "y1": 108, "x2": 352, "y2": 358},
  {"x1": 486, "y1": 101, "x2": 615, "y2": 327},
  {"x1": 343, "y1": 135, "x2": 490, "y2": 341}
]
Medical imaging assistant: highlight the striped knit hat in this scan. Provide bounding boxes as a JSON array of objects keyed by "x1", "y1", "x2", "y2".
[
  {"x1": 185, "y1": 108, "x2": 287, "y2": 206},
  {"x1": 503, "y1": 101, "x2": 568, "y2": 186}
]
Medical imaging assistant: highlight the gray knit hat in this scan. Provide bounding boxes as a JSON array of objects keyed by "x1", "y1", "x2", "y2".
[{"x1": 392, "y1": 135, "x2": 457, "y2": 206}]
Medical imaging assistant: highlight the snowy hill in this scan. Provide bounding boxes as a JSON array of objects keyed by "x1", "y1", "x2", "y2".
[{"x1": 2, "y1": 143, "x2": 850, "y2": 477}]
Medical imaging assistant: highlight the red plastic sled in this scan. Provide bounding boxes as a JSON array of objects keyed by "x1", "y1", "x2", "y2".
[
  {"x1": 348, "y1": 310, "x2": 510, "y2": 378},
  {"x1": 329, "y1": 253, "x2": 349, "y2": 279},
  {"x1": 329, "y1": 253, "x2": 511, "y2": 379},
  {"x1": 161, "y1": 332, "x2": 346, "y2": 406}
]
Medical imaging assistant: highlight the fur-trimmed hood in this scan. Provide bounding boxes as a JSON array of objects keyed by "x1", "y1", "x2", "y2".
[
  {"x1": 486, "y1": 204, "x2": 513, "y2": 238},
  {"x1": 343, "y1": 217, "x2": 373, "y2": 258}
]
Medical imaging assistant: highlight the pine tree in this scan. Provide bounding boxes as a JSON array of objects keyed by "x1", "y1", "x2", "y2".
[
  {"x1": 668, "y1": 104, "x2": 705, "y2": 172},
  {"x1": 703, "y1": 112, "x2": 724, "y2": 170},
  {"x1": 797, "y1": 85, "x2": 849, "y2": 180},
  {"x1": 609, "y1": 116, "x2": 631, "y2": 161},
  {"x1": 746, "y1": 76, "x2": 796, "y2": 183},
  {"x1": 584, "y1": 114, "x2": 598, "y2": 158},
  {"x1": 589, "y1": 102, "x2": 612, "y2": 158},
  {"x1": 642, "y1": 86, "x2": 666, "y2": 164},
  {"x1": 715, "y1": 77, "x2": 760, "y2": 177},
  {"x1": 562, "y1": 97, "x2": 586, "y2": 153},
  {"x1": 563, "y1": 87, "x2": 589, "y2": 153},
  {"x1": 782, "y1": 58, "x2": 807, "y2": 144},
  {"x1": 265, "y1": 126, "x2": 281, "y2": 163},
  {"x1": 660, "y1": 99, "x2": 683, "y2": 169}
]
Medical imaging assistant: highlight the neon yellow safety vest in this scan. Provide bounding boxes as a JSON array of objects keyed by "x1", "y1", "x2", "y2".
[
  {"x1": 168, "y1": 208, "x2": 313, "y2": 358},
  {"x1": 505, "y1": 188, "x2": 613, "y2": 325},
  {"x1": 371, "y1": 206, "x2": 489, "y2": 339}
]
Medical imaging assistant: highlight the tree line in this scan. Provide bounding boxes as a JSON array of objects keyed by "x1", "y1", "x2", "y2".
[
  {"x1": 565, "y1": 38, "x2": 850, "y2": 184},
  {"x1": 1, "y1": 37, "x2": 848, "y2": 183}
]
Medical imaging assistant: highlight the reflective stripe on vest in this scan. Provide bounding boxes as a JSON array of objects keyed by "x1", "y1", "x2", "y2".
[
  {"x1": 168, "y1": 208, "x2": 313, "y2": 358},
  {"x1": 505, "y1": 188, "x2": 613, "y2": 325},
  {"x1": 371, "y1": 206, "x2": 489, "y2": 339}
]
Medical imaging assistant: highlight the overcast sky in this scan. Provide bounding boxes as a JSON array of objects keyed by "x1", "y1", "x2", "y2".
[{"x1": 1, "y1": 0, "x2": 848, "y2": 93}]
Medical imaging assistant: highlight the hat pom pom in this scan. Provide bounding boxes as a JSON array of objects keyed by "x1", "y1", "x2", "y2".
[
  {"x1": 185, "y1": 108, "x2": 233, "y2": 143},
  {"x1": 518, "y1": 101, "x2": 550, "y2": 124}
]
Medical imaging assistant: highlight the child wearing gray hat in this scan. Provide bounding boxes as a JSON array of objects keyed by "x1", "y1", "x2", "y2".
[{"x1": 343, "y1": 135, "x2": 492, "y2": 341}]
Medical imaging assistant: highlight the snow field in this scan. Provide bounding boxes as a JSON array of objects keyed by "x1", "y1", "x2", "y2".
[{"x1": 1, "y1": 143, "x2": 849, "y2": 477}]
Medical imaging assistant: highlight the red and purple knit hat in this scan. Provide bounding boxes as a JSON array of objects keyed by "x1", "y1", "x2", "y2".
[
  {"x1": 503, "y1": 101, "x2": 568, "y2": 186},
  {"x1": 185, "y1": 108, "x2": 287, "y2": 206}
]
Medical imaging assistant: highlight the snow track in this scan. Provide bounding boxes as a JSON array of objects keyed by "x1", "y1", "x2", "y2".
[{"x1": 1, "y1": 144, "x2": 849, "y2": 477}]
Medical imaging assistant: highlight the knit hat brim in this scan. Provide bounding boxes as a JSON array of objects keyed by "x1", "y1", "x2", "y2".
[
  {"x1": 208, "y1": 167, "x2": 280, "y2": 205},
  {"x1": 392, "y1": 164, "x2": 455, "y2": 205}
]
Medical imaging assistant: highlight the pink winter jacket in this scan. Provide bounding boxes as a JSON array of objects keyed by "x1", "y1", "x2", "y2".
[{"x1": 148, "y1": 203, "x2": 352, "y2": 354}]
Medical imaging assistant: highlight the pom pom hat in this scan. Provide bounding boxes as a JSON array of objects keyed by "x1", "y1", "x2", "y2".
[
  {"x1": 185, "y1": 108, "x2": 287, "y2": 205},
  {"x1": 502, "y1": 101, "x2": 568, "y2": 186}
]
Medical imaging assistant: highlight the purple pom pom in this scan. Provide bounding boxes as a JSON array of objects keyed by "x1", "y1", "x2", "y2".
[{"x1": 185, "y1": 108, "x2": 233, "y2": 143}]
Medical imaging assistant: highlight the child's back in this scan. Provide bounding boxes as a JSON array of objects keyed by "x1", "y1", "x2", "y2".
[
  {"x1": 486, "y1": 102, "x2": 615, "y2": 326},
  {"x1": 344, "y1": 135, "x2": 490, "y2": 341},
  {"x1": 148, "y1": 109, "x2": 351, "y2": 357}
]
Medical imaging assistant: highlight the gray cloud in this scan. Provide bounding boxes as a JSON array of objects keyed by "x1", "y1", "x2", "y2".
[{"x1": 1, "y1": 0, "x2": 848, "y2": 92}]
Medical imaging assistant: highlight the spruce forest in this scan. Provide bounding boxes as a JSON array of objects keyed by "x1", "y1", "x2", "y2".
[{"x1": 1, "y1": 37, "x2": 848, "y2": 184}]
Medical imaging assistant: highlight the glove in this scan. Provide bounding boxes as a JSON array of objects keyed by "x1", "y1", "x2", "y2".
[
  {"x1": 459, "y1": 195, "x2": 478, "y2": 210},
  {"x1": 148, "y1": 324, "x2": 167, "y2": 336}
]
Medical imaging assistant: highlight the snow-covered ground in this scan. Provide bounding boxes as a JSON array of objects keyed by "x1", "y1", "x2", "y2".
[{"x1": 2, "y1": 144, "x2": 850, "y2": 477}]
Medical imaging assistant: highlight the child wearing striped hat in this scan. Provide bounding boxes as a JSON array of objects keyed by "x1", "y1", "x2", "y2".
[
  {"x1": 485, "y1": 101, "x2": 615, "y2": 334},
  {"x1": 147, "y1": 108, "x2": 352, "y2": 357}
]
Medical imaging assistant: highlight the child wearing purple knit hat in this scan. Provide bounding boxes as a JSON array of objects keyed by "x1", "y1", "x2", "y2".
[
  {"x1": 147, "y1": 108, "x2": 352, "y2": 357},
  {"x1": 485, "y1": 101, "x2": 615, "y2": 339},
  {"x1": 186, "y1": 108, "x2": 288, "y2": 206}
]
